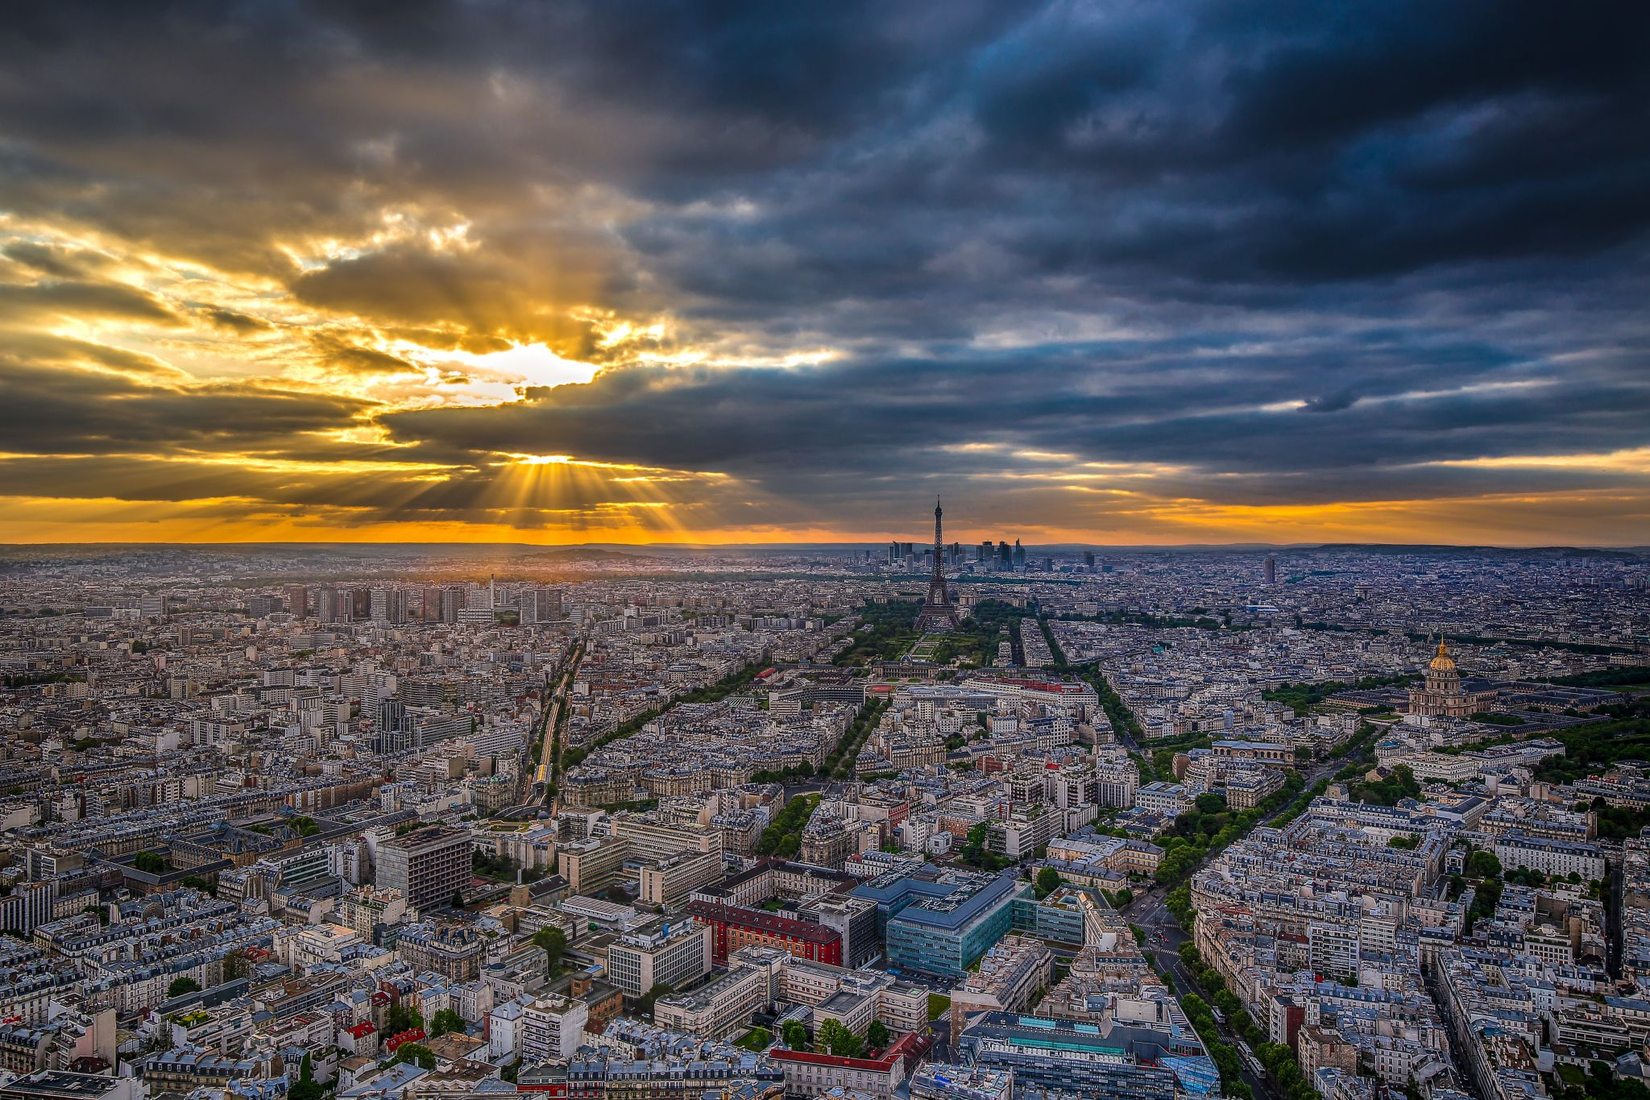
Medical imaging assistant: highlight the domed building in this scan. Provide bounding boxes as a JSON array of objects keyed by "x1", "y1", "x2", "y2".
[{"x1": 1406, "y1": 639, "x2": 1484, "y2": 718}]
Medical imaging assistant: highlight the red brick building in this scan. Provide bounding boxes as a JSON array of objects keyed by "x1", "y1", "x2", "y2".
[{"x1": 684, "y1": 900, "x2": 842, "y2": 966}]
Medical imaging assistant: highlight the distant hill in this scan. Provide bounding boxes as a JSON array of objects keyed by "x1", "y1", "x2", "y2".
[{"x1": 515, "y1": 547, "x2": 646, "y2": 562}]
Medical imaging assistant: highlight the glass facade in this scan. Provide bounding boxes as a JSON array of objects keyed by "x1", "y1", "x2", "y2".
[{"x1": 882, "y1": 873, "x2": 1031, "y2": 979}]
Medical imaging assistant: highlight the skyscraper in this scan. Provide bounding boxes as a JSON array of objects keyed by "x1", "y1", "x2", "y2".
[
  {"x1": 914, "y1": 499, "x2": 961, "y2": 631},
  {"x1": 319, "y1": 587, "x2": 349, "y2": 623},
  {"x1": 1264, "y1": 556, "x2": 1277, "y2": 585},
  {"x1": 370, "y1": 587, "x2": 407, "y2": 624}
]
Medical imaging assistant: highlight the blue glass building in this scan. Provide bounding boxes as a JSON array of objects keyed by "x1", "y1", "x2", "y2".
[
  {"x1": 957, "y1": 1012, "x2": 1217, "y2": 1099},
  {"x1": 854, "y1": 867, "x2": 1032, "y2": 979}
]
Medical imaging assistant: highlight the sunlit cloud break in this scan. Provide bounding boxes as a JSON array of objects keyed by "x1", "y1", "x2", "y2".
[{"x1": 0, "y1": 2, "x2": 1647, "y2": 545}]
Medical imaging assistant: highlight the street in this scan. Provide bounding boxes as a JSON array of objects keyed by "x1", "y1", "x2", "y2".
[
  {"x1": 533, "y1": 635, "x2": 586, "y2": 794},
  {"x1": 1110, "y1": 753, "x2": 1343, "y2": 1100}
]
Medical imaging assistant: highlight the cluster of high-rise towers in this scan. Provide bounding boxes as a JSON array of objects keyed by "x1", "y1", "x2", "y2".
[
  {"x1": 886, "y1": 500, "x2": 1111, "y2": 580},
  {"x1": 887, "y1": 535, "x2": 1028, "y2": 571}
]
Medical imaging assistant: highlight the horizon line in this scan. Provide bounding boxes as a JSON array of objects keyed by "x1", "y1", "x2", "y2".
[{"x1": 1, "y1": 538, "x2": 1645, "y2": 553}]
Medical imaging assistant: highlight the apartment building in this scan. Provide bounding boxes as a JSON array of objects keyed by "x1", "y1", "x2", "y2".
[
  {"x1": 519, "y1": 993, "x2": 588, "y2": 1063},
  {"x1": 375, "y1": 826, "x2": 470, "y2": 909}
]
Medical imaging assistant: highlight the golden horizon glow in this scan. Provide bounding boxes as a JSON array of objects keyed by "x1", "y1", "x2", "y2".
[
  {"x1": 2, "y1": 486, "x2": 1646, "y2": 548},
  {"x1": 4, "y1": 181, "x2": 1646, "y2": 549}
]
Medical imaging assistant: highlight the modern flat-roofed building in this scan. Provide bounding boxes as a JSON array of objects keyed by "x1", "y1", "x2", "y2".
[
  {"x1": 611, "y1": 812, "x2": 722, "y2": 860},
  {"x1": 0, "y1": 1074, "x2": 140, "y2": 1100},
  {"x1": 798, "y1": 893, "x2": 880, "y2": 968},
  {"x1": 638, "y1": 849, "x2": 724, "y2": 907},
  {"x1": 910, "y1": 1064, "x2": 1013, "y2": 1100},
  {"x1": 855, "y1": 867, "x2": 1031, "y2": 979},
  {"x1": 1135, "y1": 781, "x2": 1190, "y2": 816},
  {"x1": 958, "y1": 1010, "x2": 1215, "y2": 1099},
  {"x1": 376, "y1": 825, "x2": 470, "y2": 909},
  {"x1": 605, "y1": 917, "x2": 712, "y2": 998},
  {"x1": 654, "y1": 962, "x2": 770, "y2": 1041},
  {"x1": 558, "y1": 836, "x2": 630, "y2": 895},
  {"x1": 520, "y1": 992, "x2": 588, "y2": 1063}
]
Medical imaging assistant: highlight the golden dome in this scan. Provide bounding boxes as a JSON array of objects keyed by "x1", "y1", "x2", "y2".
[{"x1": 1429, "y1": 638, "x2": 1456, "y2": 671}]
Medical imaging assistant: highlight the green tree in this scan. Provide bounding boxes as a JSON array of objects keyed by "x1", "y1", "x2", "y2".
[
  {"x1": 781, "y1": 1019, "x2": 809, "y2": 1050},
  {"x1": 817, "y1": 1019, "x2": 864, "y2": 1058},
  {"x1": 1467, "y1": 849, "x2": 1503, "y2": 879},
  {"x1": 532, "y1": 926, "x2": 567, "y2": 975},
  {"x1": 383, "y1": 1003, "x2": 424, "y2": 1035},
  {"x1": 166, "y1": 976, "x2": 201, "y2": 998},
  {"x1": 1350, "y1": 764, "x2": 1422, "y2": 807},
  {"x1": 866, "y1": 1020, "x2": 891, "y2": 1050},
  {"x1": 133, "y1": 850, "x2": 168, "y2": 874},
  {"x1": 391, "y1": 1042, "x2": 436, "y2": 1070},
  {"x1": 222, "y1": 950, "x2": 250, "y2": 982},
  {"x1": 1035, "y1": 866, "x2": 1061, "y2": 899},
  {"x1": 960, "y1": 821, "x2": 1007, "y2": 869},
  {"x1": 430, "y1": 1008, "x2": 466, "y2": 1037},
  {"x1": 289, "y1": 1053, "x2": 322, "y2": 1100}
]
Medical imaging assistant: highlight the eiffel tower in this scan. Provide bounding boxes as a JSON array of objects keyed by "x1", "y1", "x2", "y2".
[{"x1": 914, "y1": 498, "x2": 961, "y2": 631}]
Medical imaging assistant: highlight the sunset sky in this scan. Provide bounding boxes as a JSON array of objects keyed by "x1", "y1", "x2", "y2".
[{"x1": 2, "y1": 1, "x2": 1647, "y2": 546}]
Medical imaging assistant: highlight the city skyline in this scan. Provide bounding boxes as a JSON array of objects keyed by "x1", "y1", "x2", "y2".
[{"x1": 2, "y1": 3, "x2": 1648, "y2": 547}]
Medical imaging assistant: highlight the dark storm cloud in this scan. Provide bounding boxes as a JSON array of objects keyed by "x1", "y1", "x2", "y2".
[
  {"x1": 0, "y1": 357, "x2": 370, "y2": 458},
  {"x1": 202, "y1": 307, "x2": 272, "y2": 334},
  {"x1": 380, "y1": 330, "x2": 1650, "y2": 518},
  {"x1": 0, "y1": 279, "x2": 181, "y2": 326},
  {"x1": 309, "y1": 337, "x2": 419, "y2": 377},
  {"x1": 1, "y1": 0, "x2": 1647, "y2": 535},
  {"x1": 1, "y1": 241, "x2": 114, "y2": 279}
]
